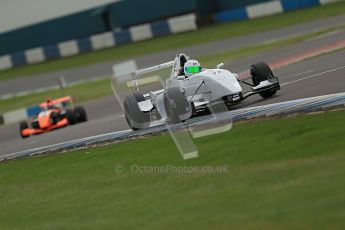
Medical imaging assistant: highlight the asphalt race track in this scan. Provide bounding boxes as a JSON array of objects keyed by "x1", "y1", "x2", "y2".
[
  {"x1": 1, "y1": 47, "x2": 344, "y2": 156},
  {"x1": 1, "y1": 14, "x2": 345, "y2": 96},
  {"x1": 2, "y1": 92, "x2": 344, "y2": 161},
  {"x1": 1, "y1": 21, "x2": 345, "y2": 156}
]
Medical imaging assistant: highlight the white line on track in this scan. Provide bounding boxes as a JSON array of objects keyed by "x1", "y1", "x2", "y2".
[
  {"x1": 290, "y1": 69, "x2": 315, "y2": 77},
  {"x1": 281, "y1": 65, "x2": 345, "y2": 86}
]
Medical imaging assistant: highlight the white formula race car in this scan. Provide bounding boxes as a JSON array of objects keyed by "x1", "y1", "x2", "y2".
[{"x1": 122, "y1": 53, "x2": 280, "y2": 130}]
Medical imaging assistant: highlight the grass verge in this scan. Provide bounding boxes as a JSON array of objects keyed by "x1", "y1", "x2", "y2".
[
  {"x1": 1, "y1": 1, "x2": 345, "y2": 80},
  {"x1": 0, "y1": 111, "x2": 344, "y2": 229},
  {"x1": 0, "y1": 27, "x2": 342, "y2": 114}
]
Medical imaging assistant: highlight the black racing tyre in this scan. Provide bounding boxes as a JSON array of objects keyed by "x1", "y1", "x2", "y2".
[
  {"x1": 74, "y1": 106, "x2": 87, "y2": 123},
  {"x1": 50, "y1": 112, "x2": 58, "y2": 125},
  {"x1": 66, "y1": 109, "x2": 77, "y2": 125},
  {"x1": 20, "y1": 121, "x2": 29, "y2": 138},
  {"x1": 31, "y1": 120, "x2": 40, "y2": 129},
  {"x1": 250, "y1": 61, "x2": 277, "y2": 98},
  {"x1": 164, "y1": 87, "x2": 192, "y2": 123},
  {"x1": 123, "y1": 92, "x2": 150, "y2": 130}
]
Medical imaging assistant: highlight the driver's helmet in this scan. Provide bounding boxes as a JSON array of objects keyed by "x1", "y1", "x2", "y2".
[
  {"x1": 45, "y1": 98, "x2": 54, "y2": 109},
  {"x1": 184, "y1": 60, "x2": 202, "y2": 78}
]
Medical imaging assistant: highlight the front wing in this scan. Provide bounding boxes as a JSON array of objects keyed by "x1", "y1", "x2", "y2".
[{"x1": 21, "y1": 119, "x2": 68, "y2": 137}]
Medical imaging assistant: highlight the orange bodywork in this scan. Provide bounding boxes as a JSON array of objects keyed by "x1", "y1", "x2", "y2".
[
  {"x1": 39, "y1": 96, "x2": 73, "y2": 109},
  {"x1": 21, "y1": 118, "x2": 68, "y2": 137},
  {"x1": 20, "y1": 96, "x2": 74, "y2": 138}
]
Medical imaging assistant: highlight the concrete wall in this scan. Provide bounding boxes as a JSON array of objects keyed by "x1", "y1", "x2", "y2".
[
  {"x1": 109, "y1": 0, "x2": 197, "y2": 28},
  {"x1": 0, "y1": 8, "x2": 110, "y2": 56},
  {"x1": 0, "y1": 0, "x2": 341, "y2": 71},
  {"x1": 0, "y1": 0, "x2": 121, "y2": 34},
  {"x1": 214, "y1": 0, "x2": 340, "y2": 22},
  {"x1": 0, "y1": 14, "x2": 198, "y2": 71}
]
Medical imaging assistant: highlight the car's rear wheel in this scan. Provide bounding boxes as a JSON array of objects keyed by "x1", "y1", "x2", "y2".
[
  {"x1": 74, "y1": 106, "x2": 87, "y2": 123},
  {"x1": 20, "y1": 121, "x2": 29, "y2": 138},
  {"x1": 164, "y1": 87, "x2": 192, "y2": 123},
  {"x1": 250, "y1": 61, "x2": 277, "y2": 98},
  {"x1": 66, "y1": 109, "x2": 77, "y2": 125},
  {"x1": 123, "y1": 92, "x2": 150, "y2": 130}
]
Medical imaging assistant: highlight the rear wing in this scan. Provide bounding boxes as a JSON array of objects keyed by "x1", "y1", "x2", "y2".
[
  {"x1": 113, "y1": 61, "x2": 175, "y2": 92},
  {"x1": 39, "y1": 96, "x2": 73, "y2": 109},
  {"x1": 113, "y1": 53, "x2": 191, "y2": 88},
  {"x1": 133, "y1": 61, "x2": 175, "y2": 77}
]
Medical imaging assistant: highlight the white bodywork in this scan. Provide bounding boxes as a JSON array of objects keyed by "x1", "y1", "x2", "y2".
[
  {"x1": 167, "y1": 69, "x2": 242, "y2": 102},
  {"x1": 134, "y1": 54, "x2": 243, "y2": 120},
  {"x1": 130, "y1": 53, "x2": 276, "y2": 121}
]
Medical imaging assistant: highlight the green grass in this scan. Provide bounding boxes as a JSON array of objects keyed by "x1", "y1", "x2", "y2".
[
  {"x1": 1, "y1": 111, "x2": 345, "y2": 229},
  {"x1": 1, "y1": 1, "x2": 345, "y2": 81},
  {"x1": 0, "y1": 28, "x2": 341, "y2": 114}
]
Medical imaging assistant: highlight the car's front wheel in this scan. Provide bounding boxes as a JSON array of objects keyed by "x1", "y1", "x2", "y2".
[
  {"x1": 123, "y1": 92, "x2": 150, "y2": 130},
  {"x1": 19, "y1": 121, "x2": 29, "y2": 138},
  {"x1": 164, "y1": 87, "x2": 192, "y2": 123},
  {"x1": 250, "y1": 61, "x2": 278, "y2": 99}
]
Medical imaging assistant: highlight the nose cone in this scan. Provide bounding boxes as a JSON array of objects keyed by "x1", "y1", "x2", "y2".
[
  {"x1": 39, "y1": 116, "x2": 50, "y2": 129},
  {"x1": 213, "y1": 71, "x2": 242, "y2": 92},
  {"x1": 197, "y1": 69, "x2": 242, "y2": 99}
]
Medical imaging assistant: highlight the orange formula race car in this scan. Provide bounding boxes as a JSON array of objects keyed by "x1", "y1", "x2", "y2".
[{"x1": 19, "y1": 96, "x2": 87, "y2": 138}]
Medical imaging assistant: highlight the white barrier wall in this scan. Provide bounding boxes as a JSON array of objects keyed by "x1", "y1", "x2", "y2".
[
  {"x1": 25, "y1": 47, "x2": 45, "y2": 64},
  {"x1": 58, "y1": 40, "x2": 79, "y2": 57},
  {"x1": 130, "y1": 24, "x2": 154, "y2": 42},
  {"x1": 90, "y1": 32, "x2": 116, "y2": 50},
  {"x1": 168, "y1": 14, "x2": 198, "y2": 34},
  {"x1": 246, "y1": 0, "x2": 284, "y2": 18},
  {"x1": 0, "y1": 55, "x2": 12, "y2": 70},
  {"x1": 319, "y1": 0, "x2": 340, "y2": 4}
]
